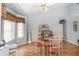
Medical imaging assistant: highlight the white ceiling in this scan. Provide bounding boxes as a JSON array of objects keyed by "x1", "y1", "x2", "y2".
[
  {"x1": 6, "y1": 3, "x2": 26, "y2": 16},
  {"x1": 18, "y1": 3, "x2": 44, "y2": 15},
  {"x1": 6, "y1": 3, "x2": 71, "y2": 16},
  {"x1": 18, "y1": 3, "x2": 70, "y2": 15}
]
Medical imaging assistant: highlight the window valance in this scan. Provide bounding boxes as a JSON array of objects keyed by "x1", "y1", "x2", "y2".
[
  {"x1": 1, "y1": 3, "x2": 25, "y2": 23},
  {"x1": 6, "y1": 12, "x2": 17, "y2": 22},
  {"x1": 1, "y1": 3, "x2": 7, "y2": 19},
  {"x1": 16, "y1": 17, "x2": 25, "y2": 23}
]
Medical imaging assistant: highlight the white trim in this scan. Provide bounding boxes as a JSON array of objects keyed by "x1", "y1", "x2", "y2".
[
  {"x1": 15, "y1": 22, "x2": 18, "y2": 44},
  {"x1": 65, "y1": 39, "x2": 78, "y2": 46},
  {"x1": 17, "y1": 42, "x2": 27, "y2": 46}
]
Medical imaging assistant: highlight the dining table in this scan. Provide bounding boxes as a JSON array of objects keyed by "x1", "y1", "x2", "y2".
[{"x1": 36, "y1": 36, "x2": 52, "y2": 55}]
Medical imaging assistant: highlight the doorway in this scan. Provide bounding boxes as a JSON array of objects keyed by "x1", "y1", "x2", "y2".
[{"x1": 59, "y1": 19, "x2": 67, "y2": 40}]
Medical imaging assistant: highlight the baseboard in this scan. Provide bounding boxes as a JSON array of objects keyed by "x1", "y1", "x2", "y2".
[
  {"x1": 17, "y1": 42, "x2": 27, "y2": 46},
  {"x1": 64, "y1": 39, "x2": 78, "y2": 46}
]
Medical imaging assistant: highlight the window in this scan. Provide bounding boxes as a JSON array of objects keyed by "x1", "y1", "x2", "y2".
[
  {"x1": 4, "y1": 20, "x2": 15, "y2": 43},
  {"x1": 73, "y1": 21, "x2": 78, "y2": 32},
  {"x1": 18, "y1": 23, "x2": 24, "y2": 38}
]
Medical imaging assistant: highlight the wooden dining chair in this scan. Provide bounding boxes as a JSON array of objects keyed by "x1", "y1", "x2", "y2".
[
  {"x1": 47, "y1": 36, "x2": 61, "y2": 56},
  {"x1": 35, "y1": 36, "x2": 44, "y2": 55}
]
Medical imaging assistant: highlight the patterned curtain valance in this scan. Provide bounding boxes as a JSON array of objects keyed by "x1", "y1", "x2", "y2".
[
  {"x1": 6, "y1": 12, "x2": 17, "y2": 22},
  {"x1": 1, "y1": 3, "x2": 25, "y2": 23},
  {"x1": 6, "y1": 12, "x2": 25, "y2": 23},
  {"x1": 1, "y1": 3, "x2": 7, "y2": 19},
  {"x1": 16, "y1": 17, "x2": 25, "y2": 23}
]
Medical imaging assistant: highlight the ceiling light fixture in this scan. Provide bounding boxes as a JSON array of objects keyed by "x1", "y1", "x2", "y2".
[
  {"x1": 40, "y1": 3, "x2": 55, "y2": 13},
  {"x1": 40, "y1": 4, "x2": 47, "y2": 13}
]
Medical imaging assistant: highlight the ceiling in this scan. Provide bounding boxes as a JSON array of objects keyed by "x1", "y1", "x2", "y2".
[
  {"x1": 6, "y1": 3, "x2": 26, "y2": 16},
  {"x1": 18, "y1": 3, "x2": 71, "y2": 15},
  {"x1": 6, "y1": 3, "x2": 71, "y2": 16}
]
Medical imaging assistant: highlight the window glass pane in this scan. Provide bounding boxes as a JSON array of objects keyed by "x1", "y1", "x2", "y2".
[
  {"x1": 18, "y1": 23, "x2": 24, "y2": 38},
  {"x1": 73, "y1": 21, "x2": 78, "y2": 32},
  {"x1": 4, "y1": 20, "x2": 15, "y2": 43}
]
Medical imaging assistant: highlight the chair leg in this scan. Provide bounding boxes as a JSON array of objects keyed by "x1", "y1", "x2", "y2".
[
  {"x1": 58, "y1": 51, "x2": 60, "y2": 56},
  {"x1": 42, "y1": 44, "x2": 45, "y2": 56},
  {"x1": 35, "y1": 46, "x2": 37, "y2": 55}
]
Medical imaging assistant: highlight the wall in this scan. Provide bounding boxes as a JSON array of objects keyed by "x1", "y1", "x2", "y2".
[
  {"x1": 0, "y1": 3, "x2": 1, "y2": 41},
  {"x1": 28, "y1": 5, "x2": 68, "y2": 42},
  {"x1": 66, "y1": 4, "x2": 79, "y2": 46},
  {"x1": 0, "y1": 3, "x2": 1, "y2": 19},
  {"x1": 28, "y1": 4, "x2": 79, "y2": 46}
]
